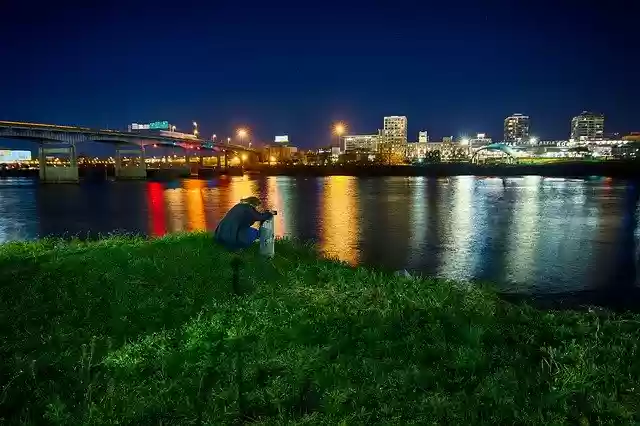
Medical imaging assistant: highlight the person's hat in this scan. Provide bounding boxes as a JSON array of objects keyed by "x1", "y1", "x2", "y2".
[{"x1": 241, "y1": 196, "x2": 261, "y2": 206}]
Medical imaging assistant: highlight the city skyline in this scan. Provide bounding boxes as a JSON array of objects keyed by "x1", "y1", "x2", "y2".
[{"x1": 0, "y1": 2, "x2": 637, "y2": 155}]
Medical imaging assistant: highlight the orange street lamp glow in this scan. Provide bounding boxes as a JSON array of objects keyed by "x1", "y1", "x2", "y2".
[
  {"x1": 334, "y1": 122, "x2": 347, "y2": 136},
  {"x1": 237, "y1": 128, "x2": 248, "y2": 138}
]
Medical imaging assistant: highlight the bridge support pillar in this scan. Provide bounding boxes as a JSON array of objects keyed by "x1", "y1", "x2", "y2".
[
  {"x1": 185, "y1": 153, "x2": 203, "y2": 176},
  {"x1": 39, "y1": 144, "x2": 79, "y2": 183},
  {"x1": 115, "y1": 146, "x2": 147, "y2": 180}
]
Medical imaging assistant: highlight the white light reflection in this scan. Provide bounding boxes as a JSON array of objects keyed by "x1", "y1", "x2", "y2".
[
  {"x1": 265, "y1": 176, "x2": 289, "y2": 237},
  {"x1": 407, "y1": 177, "x2": 427, "y2": 268},
  {"x1": 437, "y1": 176, "x2": 475, "y2": 279},
  {"x1": 505, "y1": 176, "x2": 540, "y2": 289}
]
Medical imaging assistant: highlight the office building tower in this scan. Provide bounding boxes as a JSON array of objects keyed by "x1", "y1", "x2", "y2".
[
  {"x1": 380, "y1": 116, "x2": 408, "y2": 158},
  {"x1": 570, "y1": 111, "x2": 604, "y2": 142},
  {"x1": 504, "y1": 113, "x2": 530, "y2": 143}
]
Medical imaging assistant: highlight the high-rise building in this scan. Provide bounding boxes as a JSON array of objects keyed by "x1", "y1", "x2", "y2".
[
  {"x1": 418, "y1": 131, "x2": 429, "y2": 143},
  {"x1": 380, "y1": 116, "x2": 408, "y2": 159},
  {"x1": 504, "y1": 113, "x2": 530, "y2": 143},
  {"x1": 570, "y1": 111, "x2": 604, "y2": 142}
]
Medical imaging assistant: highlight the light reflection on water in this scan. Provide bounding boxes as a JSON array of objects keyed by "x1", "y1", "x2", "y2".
[
  {"x1": 1, "y1": 175, "x2": 639, "y2": 302},
  {"x1": 319, "y1": 176, "x2": 360, "y2": 264}
]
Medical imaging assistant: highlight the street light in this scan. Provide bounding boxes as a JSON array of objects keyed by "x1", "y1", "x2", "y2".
[
  {"x1": 227, "y1": 137, "x2": 231, "y2": 145},
  {"x1": 333, "y1": 122, "x2": 347, "y2": 149},
  {"x1": 237, "y1": 128, "x2": 248, "y2": 146},
  {"x1": 193, "y1": 121, "x2": 198, "y2": 137},
  {"x1": 171, "y1": 125, "x2": 176, "y2": 132}
]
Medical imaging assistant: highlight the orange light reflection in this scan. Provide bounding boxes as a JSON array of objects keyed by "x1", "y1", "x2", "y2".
[
  {"x1": 318, "y1": 176, "x2": 359, "y2": 264},
  {"x1": 266, "y1": 177, "x2": 287, "y2": 237},
  {"x1": 228, "y1": 176, "x2": 259, "y2": 212},
  {"x1": 164, "y1": 186, "x2": 187, "y2": 232},
  {"x1": 183, "y1": 179, "x2": 207, "y2": 231}
]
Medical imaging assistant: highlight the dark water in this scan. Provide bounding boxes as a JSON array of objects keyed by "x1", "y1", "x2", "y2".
[{"x1": 1, "y1": 175, "x2": 639, "y2": 307}]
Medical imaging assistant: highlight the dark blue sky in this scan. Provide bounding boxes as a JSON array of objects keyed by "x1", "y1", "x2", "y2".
[{"x1": 0, "y1": 1, "x2": 637, "y2": 153}]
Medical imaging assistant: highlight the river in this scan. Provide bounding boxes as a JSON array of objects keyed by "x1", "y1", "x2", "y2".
[{"x1": 1, "y1": 175, "x2": 639, "y2": 308}]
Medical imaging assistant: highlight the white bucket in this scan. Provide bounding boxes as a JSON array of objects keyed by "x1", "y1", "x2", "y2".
[{"x1": 259, "y1": 217, "x2": 275, "y2": 257}]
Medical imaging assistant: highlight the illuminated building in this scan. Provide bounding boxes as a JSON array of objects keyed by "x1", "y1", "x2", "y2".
[
  {"x1": 380, "y1": 116, "x2": 408, "y2": 161},
  {"x1": 0, "y1": 150, "x2": 31, "y2": 163},
  {"x1": 504, "y1": 113, "x2": 530, "y2": 143},
  {"x1": 570, "y1": 111, "x2": 604, "y2": 142},
  {"x1": 406, "y1": 142, "x2": 428, "y2": 159},
  {"x1": 262, "y1": 145, "x2": 298, "y2": 163},
  {"x1": 343, "y1": 134, "x2": 380, "y2": 153},
  {"x1": 469, "y1": 133, "x2": 492, "y2": 147},
  {"x1": 418, "y1": 131, "x2": 429, "y2": 143},
  {"x1": 622, "y1": 132, "x2": 640, "y2": 142}
]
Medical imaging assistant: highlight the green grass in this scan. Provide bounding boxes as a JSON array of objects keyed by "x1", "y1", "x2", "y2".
[{"x1": 1, "y1": 233, "x2": 639, "y2": 425}]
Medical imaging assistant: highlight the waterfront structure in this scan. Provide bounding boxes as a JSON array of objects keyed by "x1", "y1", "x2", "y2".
[
  {"x1": 380, "y1": 116, "x2": 408, "y2": 162},
  {"x1": 263, "y1": 144, "x2": 298, "y2": 164},
  {"x1": 469, "y1": 133, "x2": 492, "y2": 147},
  {"x1": 342, "y1": 133, "x2": 380, "y2": 153},
  {"x1": 504, "y1": 113, "x2": 530, "y2": 143},
  {"x1": 570, "y1": 111, "x2": 604, "y2": 142},
  {"x1": 623, "y1": 133, "x2": 640, "y2": 142},
  {"x1": 406, "y1": 142, "x2": 428, "y2": 160},
  {"x1": 0, "y1": 149, "x2": 31, "y2": 164}
]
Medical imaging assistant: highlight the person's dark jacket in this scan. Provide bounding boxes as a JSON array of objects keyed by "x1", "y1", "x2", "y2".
[{"x1": 214, "y1": 203, "x2": 273, "y2": 249}]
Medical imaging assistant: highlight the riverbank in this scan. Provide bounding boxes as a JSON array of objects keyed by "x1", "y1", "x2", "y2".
[
  {"x1": 252, "y1": 160, "x2": 640, "y2": 178},
  {"x1": 1, "y1": 233, "x2": 639, "y2": 424},
  {"x1": 3, "y1": 160, "x2": 640, "y2": 181}
]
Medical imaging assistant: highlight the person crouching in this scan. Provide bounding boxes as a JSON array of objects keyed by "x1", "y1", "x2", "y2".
[{"x1": 214, "y1": 196, "x2": 274, "y2": 250}]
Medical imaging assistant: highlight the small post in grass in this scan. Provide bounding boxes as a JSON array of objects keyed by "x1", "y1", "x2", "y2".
[
  {"x1": 259, "y1": 211, "x2": 277, "y2": 258},
  {"x1": 230, "y1": 256, "x2": 242, "y2": 295}
]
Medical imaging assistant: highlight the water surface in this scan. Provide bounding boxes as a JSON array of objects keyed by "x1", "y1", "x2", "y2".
[{"x1": 1, "y1": 175, "x2": 639, "y2": 306}]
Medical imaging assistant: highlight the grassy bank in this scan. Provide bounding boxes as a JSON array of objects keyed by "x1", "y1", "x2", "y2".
[{"x1": 1, "y1": 233, "x2": 639, "y2": 425}]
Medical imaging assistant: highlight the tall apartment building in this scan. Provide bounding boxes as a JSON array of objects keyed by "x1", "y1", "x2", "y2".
[
  {"x1": 570, "y1": 111, "x2": 604, "y2": 142},
  {"x1": 504, "y1": 113, "x2": 530, "y2": 143},
  {"x1": 380, "y1": 116, "x2": 408, "y2": 159}
]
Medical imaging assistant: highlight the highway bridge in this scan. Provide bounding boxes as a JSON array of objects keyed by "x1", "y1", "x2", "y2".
[
  {"x1": 0, "y1": 120, "x2": 253, "y2": 151},
  {"x1": 0, "y1": 120, "x2": 256, "y2": 182}
]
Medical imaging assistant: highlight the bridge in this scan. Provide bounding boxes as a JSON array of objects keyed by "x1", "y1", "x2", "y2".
[{"x1": 0, "y1": 120, "x2": 257, "y2": 182}]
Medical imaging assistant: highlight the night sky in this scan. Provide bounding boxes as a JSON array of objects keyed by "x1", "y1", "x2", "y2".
[{"x1": 0, "y1": 1, "x2": 637, "y2": 154}]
